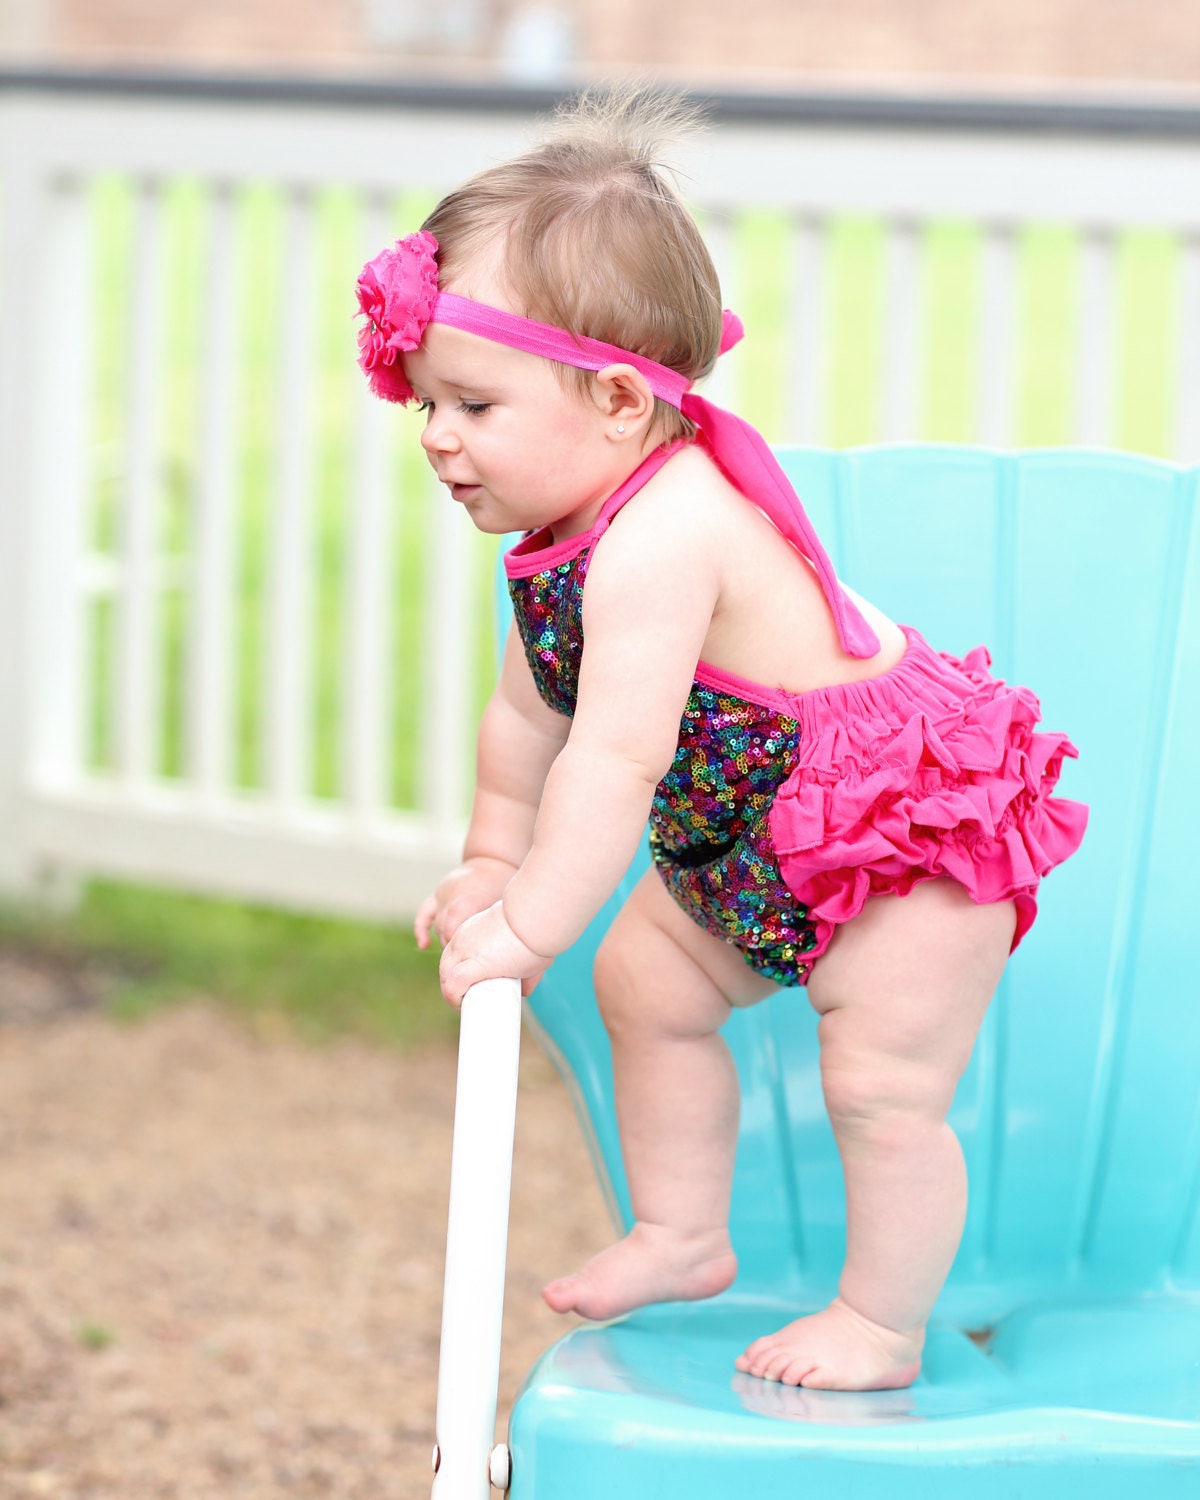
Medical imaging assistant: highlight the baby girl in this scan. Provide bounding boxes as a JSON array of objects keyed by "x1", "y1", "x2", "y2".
[{"x1": 356, "y1": 88, "x2": 1087, "y2": 1391}]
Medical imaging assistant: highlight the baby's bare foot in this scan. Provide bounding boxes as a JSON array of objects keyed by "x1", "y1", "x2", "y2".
[
  {"x1": 542, "y1": 1222, "x2": 737, "y2": 1320},
  {"x1": 734, "y1": 1296, "x2": 924, "y2": 1390}
]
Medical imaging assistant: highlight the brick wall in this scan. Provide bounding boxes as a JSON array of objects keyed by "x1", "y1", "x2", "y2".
[
  {"x1": 584, "y1": 0, "x2": 1200, "y2": 88},
  {"x1": 58, "y1": 0, "x2": 364, "y2": 65},
  {"x1": 10, "y1": 0, "x2": 1200, "y2": 88}
]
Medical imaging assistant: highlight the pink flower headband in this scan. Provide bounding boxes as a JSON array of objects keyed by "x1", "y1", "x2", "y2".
[
  {"x1": 354, "y1": 229, "x2": 744, "y2": 408},
  {"x1": 353, "y1": 229, "x2": 882, "y2": 661}
]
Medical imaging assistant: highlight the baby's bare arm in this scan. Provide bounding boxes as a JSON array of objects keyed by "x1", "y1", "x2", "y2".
[
  {"x1": 415, "y1": 623, "x2": 570, "y2": 948},
  {"x1": 503, "y1": 475, "x2": 721, "y2": 956},
  {"x1": 464, "y1": 621, "x2": 573, "y2": 867}
]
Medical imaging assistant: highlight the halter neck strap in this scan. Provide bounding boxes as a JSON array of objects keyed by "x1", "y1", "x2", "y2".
[
  {"x1": 681, "y1": 397, "x2": 880, "y2": 658},
  {"x1": 593, "y1": 441, "x2": 687, "y2": 535}
]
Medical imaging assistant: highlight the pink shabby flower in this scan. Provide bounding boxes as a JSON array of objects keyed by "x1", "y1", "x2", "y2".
[{"x1": 354, "y1": 229, "x2": 440, "y2": 404}]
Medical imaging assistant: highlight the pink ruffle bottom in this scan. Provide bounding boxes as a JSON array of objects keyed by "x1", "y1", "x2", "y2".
[{"x1": 768, "y1": 626, "x2": 1089, "y2": 964}]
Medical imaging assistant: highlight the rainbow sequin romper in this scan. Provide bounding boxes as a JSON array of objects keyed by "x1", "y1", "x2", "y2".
[{"x1": 503, "y1": 445, "x2": 1088, "y2": 989}]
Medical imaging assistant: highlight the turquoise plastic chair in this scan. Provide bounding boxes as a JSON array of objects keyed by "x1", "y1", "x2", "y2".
[{"x1": 499, "y1": 445, "x2": 1200, "y2": 1497}]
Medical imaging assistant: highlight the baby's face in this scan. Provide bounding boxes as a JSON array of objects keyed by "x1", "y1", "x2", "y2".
[{"x1": 403, "y1": 269, "x2": 620, "y2": 540}]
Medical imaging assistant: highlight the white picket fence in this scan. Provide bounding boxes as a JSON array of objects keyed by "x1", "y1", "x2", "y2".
[{"x1": 1, "y1": 71, "x2": 1198, "y2": 921}]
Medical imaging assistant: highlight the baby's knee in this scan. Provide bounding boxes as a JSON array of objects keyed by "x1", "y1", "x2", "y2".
[
  {"x1": 593, "y1": 915, "x2": 731, "y2": 1041},
  {"x1": 593, "y1": 926, "x2": 648, "y2": 1034},
  {"x1": 814, "y1": 998, "x2": 972, "y2": 1133},
  {"x1": 819, "y1": 1063, "x2": 945, "y2": 1139},
  {"x1": 818, "y1": 1030, "x2": 958, "y2": 1135}
]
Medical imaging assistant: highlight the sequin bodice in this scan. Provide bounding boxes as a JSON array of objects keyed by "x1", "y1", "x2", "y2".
[
  {"x1": 508, "y1": 539, "x2": 804, "y2": 855},
  {"x1": 507, "y1": 550, "x2": 587, "y2": 717}
]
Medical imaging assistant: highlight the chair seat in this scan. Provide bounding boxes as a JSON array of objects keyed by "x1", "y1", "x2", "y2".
[{"x1": 509, "y1": 1294, "x2": 1200, "y2": 1498}]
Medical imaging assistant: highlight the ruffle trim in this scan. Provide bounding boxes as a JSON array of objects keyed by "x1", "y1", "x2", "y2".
[{"x1": 768, "y1": 643, "x2": 1088, "y2": 956}]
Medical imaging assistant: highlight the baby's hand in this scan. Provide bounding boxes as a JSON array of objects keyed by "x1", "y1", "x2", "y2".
[
  {"x1": 439, "y1": 901, "x2": 551, "y2": 1007},
  {"x1": 414, "y1": 857, "x2": 517, "y2": 951}
]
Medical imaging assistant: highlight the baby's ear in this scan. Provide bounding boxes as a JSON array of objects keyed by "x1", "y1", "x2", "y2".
[{"x1": 593, "y1": 363, "x2": 655, "y2": 432}]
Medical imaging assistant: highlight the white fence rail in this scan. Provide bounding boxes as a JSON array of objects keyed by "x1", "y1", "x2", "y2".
[{"x1": 1, "y1": 72, "x2": 1198, "y2": 920}]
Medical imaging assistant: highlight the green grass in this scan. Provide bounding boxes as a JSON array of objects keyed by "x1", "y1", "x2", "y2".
[
  {"x1": 9, "y1": 176, "x2": 1181, "y2": 1050},
  {"x1": 0, "y1": 878, "x2": 451, "y2": 1048},
  {"x1": 77, "y1": 1322, "x2": 119, "y2": 1353}
]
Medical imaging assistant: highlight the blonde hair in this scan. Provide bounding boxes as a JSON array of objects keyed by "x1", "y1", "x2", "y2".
[{"x1": 422, "y1": 84, "x2": 722, "y2": 443}]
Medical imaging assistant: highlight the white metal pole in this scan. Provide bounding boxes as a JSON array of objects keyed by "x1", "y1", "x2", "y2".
[{"x1": 432, "y1": 977, "x2": 522, "y2": 1499}]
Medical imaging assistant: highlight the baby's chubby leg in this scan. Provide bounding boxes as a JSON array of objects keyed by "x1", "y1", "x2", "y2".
[
  {"x1": 736, "y1": 878, "x2": 1016, "y2": 1390},
  {"x1": 542, "y1": 868, "x2": 775, "y2": 1321}
]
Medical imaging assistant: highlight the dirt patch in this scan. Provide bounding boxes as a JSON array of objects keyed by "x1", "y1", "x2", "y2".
[
  {"x1": 0, "y1": 960, "x2": 611, "y2": 1498},
  {"x1": 0, "y1": 951, "x2": 130, "y2": 1028}
]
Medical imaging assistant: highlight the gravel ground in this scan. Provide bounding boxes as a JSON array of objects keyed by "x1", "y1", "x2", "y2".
[{"x1": 0, "y1": 953, "x2": 611, "y2": 1498}]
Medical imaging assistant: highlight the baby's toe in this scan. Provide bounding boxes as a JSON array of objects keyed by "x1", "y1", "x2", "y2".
[
  {"x1": 759, "y1": 1347, "x2": 798, "y2": 1382},
  {"x1": 739, "y1": 1335, "x2": 771, "y2": 1361},
  {"x1": 736, "y1": 1340, "x2": 771, "y2": 1375},
  {"x1": 541, "y1": 1275, "x2": 581, "y2": 1313},
  {"x1": 779, "y1": 1356, "x2": 819, "y2": 1387}
]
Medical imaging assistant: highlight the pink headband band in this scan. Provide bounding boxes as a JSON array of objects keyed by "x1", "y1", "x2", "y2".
[
  {"x1": 354, "y1": 230, "x2": 881, "y2": 659},
  {"x1": 354, "y1": 229, "x2": 740, "y2": 409}
]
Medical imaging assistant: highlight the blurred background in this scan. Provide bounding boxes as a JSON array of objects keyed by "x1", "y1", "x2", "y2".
[
  {"x1": 0, "y1": 6, "x2": 1197, "y2": 1497},
  {"x1": 4, "y1": 0, "x2": 1200, "y2": 91}
]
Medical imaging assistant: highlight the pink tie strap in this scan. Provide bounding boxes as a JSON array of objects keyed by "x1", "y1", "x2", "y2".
[{"x1": 681, "y1": 394, "x2": 881, "y2": 659}]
